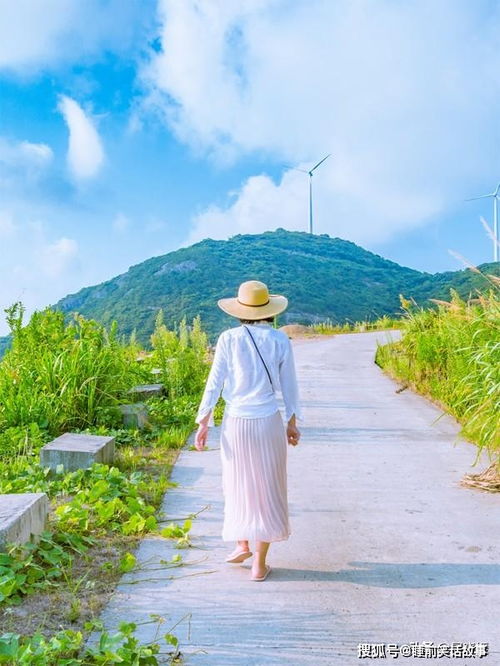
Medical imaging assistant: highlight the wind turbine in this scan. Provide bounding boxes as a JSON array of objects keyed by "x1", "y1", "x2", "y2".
[
  {"x1": 286, "y1": 154, "x2": 331, "y2": 234},
  {"x1": 466, "y1": 183, "x2": 500, "y2": 262}
]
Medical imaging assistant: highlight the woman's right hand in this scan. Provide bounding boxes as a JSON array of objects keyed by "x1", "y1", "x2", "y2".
[{"x1": 195, "y1": 423, "x2": 209, "y2": 450}]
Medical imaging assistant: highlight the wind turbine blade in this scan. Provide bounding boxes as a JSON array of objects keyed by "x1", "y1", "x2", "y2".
[
  {"x1": 465, "y1": 193, "x2": 493, "y2": 201},
  {"x1": 283, "y1": 164, "x2": 310, "y2": 174},
  {"x1": 310, "y1": 153, "x2": 331, "y2": 173}
]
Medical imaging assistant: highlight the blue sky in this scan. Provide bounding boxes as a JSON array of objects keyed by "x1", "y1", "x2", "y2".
[{"x1": 1, "y1": 0, "x2": 500, "y2": 335}]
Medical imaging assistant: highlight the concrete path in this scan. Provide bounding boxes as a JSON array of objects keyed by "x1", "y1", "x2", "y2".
[{"x1": 97, "y1": 331, "x2": 499, "y2": 665}]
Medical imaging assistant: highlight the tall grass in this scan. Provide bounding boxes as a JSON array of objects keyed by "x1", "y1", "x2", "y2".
[
  {"x1": 148, "y1": 311, "x2": 209, "y2": 399},
  {"x1": 0, "y1": 303, "x2": 140, "y2": 437},
  {"x1": 376, "y1": 286, "x2": 500, "y2": 461},
  {"x1": 0, "y1": 303, "x2": 210, "y2": 458}
]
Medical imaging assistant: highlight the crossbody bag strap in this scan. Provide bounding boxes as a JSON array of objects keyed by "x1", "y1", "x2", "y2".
[{"x1": 242, "y1": 325, "x2": 274, "y2": 391}]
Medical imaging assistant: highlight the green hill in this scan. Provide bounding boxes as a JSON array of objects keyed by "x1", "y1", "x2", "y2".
[{"x1": 50, "y1": 229, "x2": 499, "y2": 343}]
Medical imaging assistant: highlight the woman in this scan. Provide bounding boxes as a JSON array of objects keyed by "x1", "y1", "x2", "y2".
[{"x1": 194, "y1": 279, "x2": 302, "y2": 582}]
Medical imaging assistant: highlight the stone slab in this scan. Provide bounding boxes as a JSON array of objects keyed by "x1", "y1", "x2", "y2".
[
  {"x1": 128, "y1": 383, "x2": 165, "y2": 401},
  {"x1": 118, "y1": 403, "x2": 149, "y2": 429},
  {"x1": 0, "y1": 493, "x2": 49, "y2": 549},
  {"x1": 40, "y1": 432, "x2": 115, "y2": 471},
  {"x1": 94, "y1": 330, "x2": 500, "y2": 665}
]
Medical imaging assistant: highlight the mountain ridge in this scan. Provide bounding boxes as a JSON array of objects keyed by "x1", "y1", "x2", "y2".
[{"x1": 51, "y1": 229, "x2": 498, "y2": 343}]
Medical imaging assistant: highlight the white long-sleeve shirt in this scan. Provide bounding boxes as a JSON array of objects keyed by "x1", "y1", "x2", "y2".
[{"x1": 195, "y1": 321, "x2": 302, "y2": 426}]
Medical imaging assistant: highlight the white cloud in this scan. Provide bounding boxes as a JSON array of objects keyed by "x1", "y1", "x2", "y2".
[
  {"x1": 186, "y1": 170, "x2": 306, "y2": 245},
  {"x1": 145, "y1": 0, "x2": 500, "y2": 244},
  {"x1": 0, "y1": 138, "x2": 53, "y2": 169},
  {"x1": 19, "y1": 141, "x2": 53, "y2": 165},
  {"x1": 0, "y1": 0, "x2": 76, "y2": 71},
  {"x1": 39, "y1": 237, "x2": 79, "y2": 278},
  {"x1": 0, "y1": 210, "x2": 80, "y2": 334},
  {"x1": 0, "y1": 0, "x2": 155, "y2": 74},
  {"x1": 58, "y1": 95, "x2": 104, "y2": 180}
]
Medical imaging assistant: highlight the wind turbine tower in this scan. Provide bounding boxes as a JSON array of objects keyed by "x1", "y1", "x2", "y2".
[
  {"x1": 466, "y1": 183, "x2": 500, "y2": 262},
  {"x1": 288, "y1": 154, "x2": 331, "y2": 234}
]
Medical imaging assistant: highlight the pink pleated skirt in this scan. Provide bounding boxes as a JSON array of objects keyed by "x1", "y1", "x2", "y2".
[{"x1": 220, "y1": 409, "x2": 291, "y2": 543}]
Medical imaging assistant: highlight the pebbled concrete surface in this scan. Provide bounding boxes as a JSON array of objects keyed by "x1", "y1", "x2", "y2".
[{"x1": 96, "y1": 330, "x2": 499, "y2": 665}]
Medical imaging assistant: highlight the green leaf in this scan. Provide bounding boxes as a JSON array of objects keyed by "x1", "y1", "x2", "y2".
[
  {"x1": 88, "y1": 479, "x2": 110, "y2": 502},
  {"x1": 165, "y1": 633, "x2": 178, "y2": 646},
  {"x1": 119, "y1": 552, "x2": 137, "y2": 573}
]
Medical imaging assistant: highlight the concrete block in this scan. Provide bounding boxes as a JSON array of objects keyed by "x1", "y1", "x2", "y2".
[
  {"x1": 118, "y1": 403, "x2": 149, "y2": 429},
  {"x1": 0, "y1": 493, "x2": 49, "y2": 550},
  {"x1": 128, "y1": 383, "x2": 165, "y2": 401},
  {"x1": 40, "y1": 432, "x2": 115, "y2": 472}
]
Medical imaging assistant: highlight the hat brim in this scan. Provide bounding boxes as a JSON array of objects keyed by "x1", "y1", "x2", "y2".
[{"x1": 217, "y1": 294, "x2": 288, "y2": 320}]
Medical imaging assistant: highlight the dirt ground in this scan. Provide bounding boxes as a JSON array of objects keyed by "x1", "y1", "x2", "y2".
[
  {"x1": 278, "y1": 323, "x2": 322, "y2": 339},
  {"x1": 0, "y1": 532, "x2": 141, "y2": 637}
]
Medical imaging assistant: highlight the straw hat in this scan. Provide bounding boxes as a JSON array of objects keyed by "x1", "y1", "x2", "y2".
[{"x1": 218, "y1": 280, "x2": 288, "y2": 320}]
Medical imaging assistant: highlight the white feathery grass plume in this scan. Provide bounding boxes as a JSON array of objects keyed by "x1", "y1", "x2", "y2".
[
  {"x1": 480, "y1": 216, "x2": 500, "y2": 250},
  {"x1": 447, "y1": 249, "x2": 481, "y2": 273}
]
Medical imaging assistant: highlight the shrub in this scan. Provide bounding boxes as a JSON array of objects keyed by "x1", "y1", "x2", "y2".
[
  {"x1": 0, "y1": 304, "x2": 141, "y2": 435},
  {"x1": 376, "y1": 289, "x2": 500, "y2": 458}
]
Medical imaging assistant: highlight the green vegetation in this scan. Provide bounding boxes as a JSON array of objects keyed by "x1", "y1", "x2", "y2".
[
  {"x1": 0, "y1": 303, "x2": 210, "y2": 663},
  {"x1": 50, "y1": 229, "x2": 500, "y2": 344},
  {"x1": 0, "y1": 618, "x2": 181, "y2": 664},
  {"x1": 0, "y1": 229, "x2": 498, "y2": 658},
  {"x1": 0, "y1": 303, "x2": 139, "y2": 440},
  {"x1": 376, "y1": 281, "x2": 500, "y2": 462}
]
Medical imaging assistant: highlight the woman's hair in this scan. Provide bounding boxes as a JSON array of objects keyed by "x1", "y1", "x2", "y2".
[{"x1": 239, "y1": 316, "x2": 275, "y2": 324}]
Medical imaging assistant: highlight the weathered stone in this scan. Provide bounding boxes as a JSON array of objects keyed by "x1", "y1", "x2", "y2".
[
  {"x1": 128, "y1": 383, "x2": 165, "y2": 401},
  {"x1": 150, "y1": 368, "x2": 162, "y2": 376},
  {"x1": 0, "y1": 493, "x2": 49, "y2": 550},
  {"x1": 40, "y1": 433, "x2": 115, "y2": 471},
  {"x1": 118, "y1": 403, "x2": 149, "y2": 429}
]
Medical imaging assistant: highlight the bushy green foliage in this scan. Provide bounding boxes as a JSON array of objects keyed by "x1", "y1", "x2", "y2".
[
  {"x1": 0, "y1": 423, "x2": 47, "y2": 459},
  {"x1": 0, "y1": 461, "x2": 167, "y2": 610},
  {"x1": 0, "y1": 531, "x2": 92, "y2": 605},
  {"x1": 54, "y1": 464, "x2": 159, "y2": 536},
  {"x1": 0, "y1": 618, "x2": 178, "y2": 664},
  {"x1": 148, "y1": 312, "x2": 209, "y2": 399},
  {"x1": 0, "y1": 303, "x2": 210, "y2": 461},
  {"x1": 0, "y1": 304, "x2": 208, "y2": 659},
  {"x1": 0, "y1": 459, "x2": 110, "y2": 496},
  {"x1": 52, "y1": 229, "x2": 500, "y2": 344},
  {"x1": 376, "y1": 289, "x2": 500, "y2": 457},
  {"x1": 0, "y1": 303, "x2": 141, "y2": 437}
]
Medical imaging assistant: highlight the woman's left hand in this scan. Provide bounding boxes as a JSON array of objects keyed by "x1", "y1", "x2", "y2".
[
  {"x1": 195, "y1": 424, "x2": 209, "y2": 450},
  {"x1": 286, "y1": 414, "x2": 300, "y2": 446}
]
